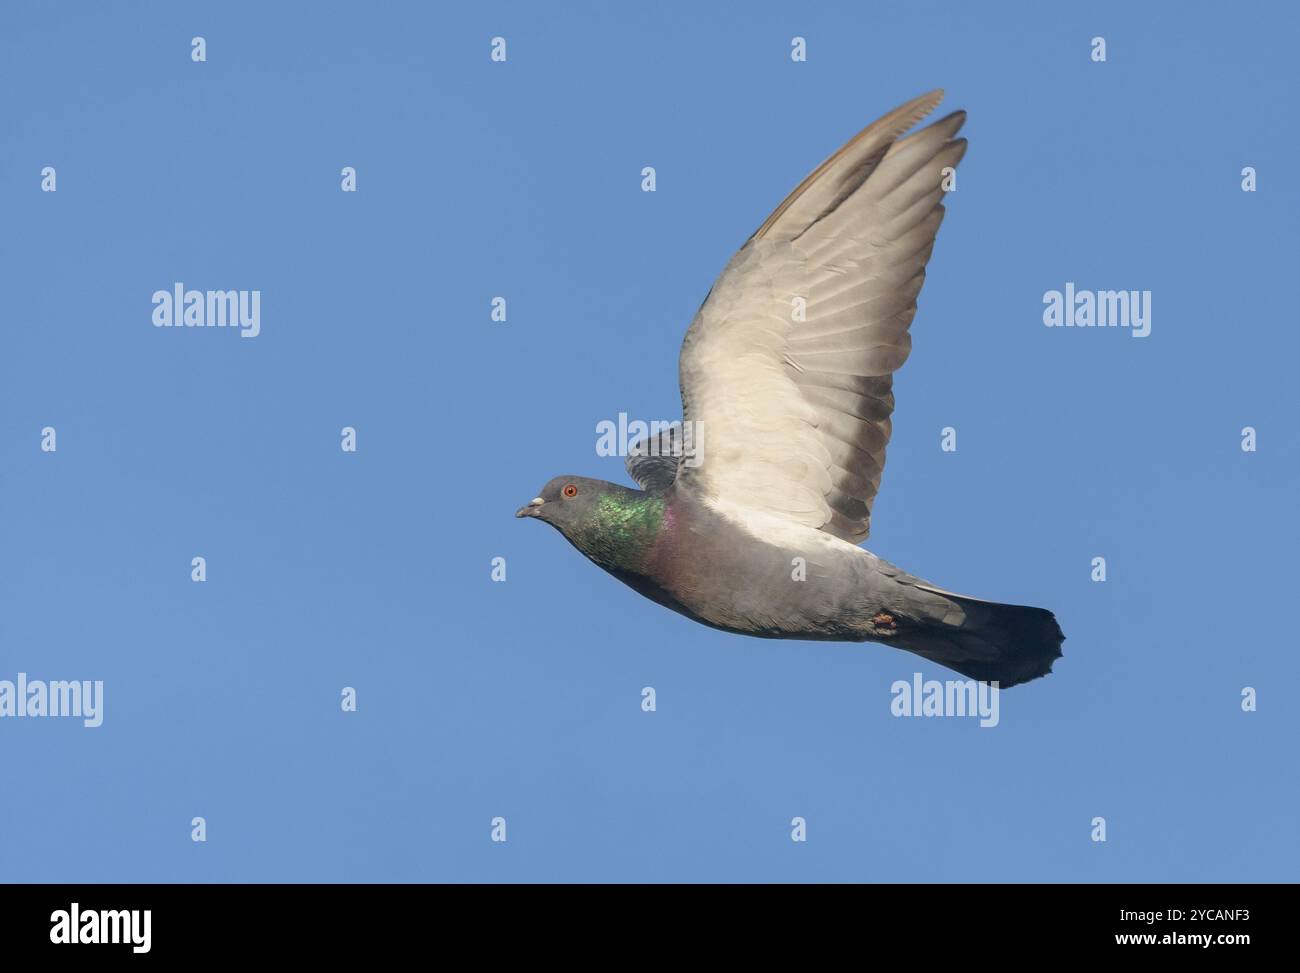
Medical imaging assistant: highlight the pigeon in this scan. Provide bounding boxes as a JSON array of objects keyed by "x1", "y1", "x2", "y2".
[{"x1": 517, "y1": 90, "x2": 1064, "y2": 687}]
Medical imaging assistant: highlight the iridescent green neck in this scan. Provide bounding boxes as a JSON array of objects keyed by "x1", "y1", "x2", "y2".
[{"x1": 573, "y1": 492, "x2": 666, "y2": 572}]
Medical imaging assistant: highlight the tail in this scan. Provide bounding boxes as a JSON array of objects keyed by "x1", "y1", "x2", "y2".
[{"x1": 890, "y1": 583, "x2": 1065, "y2": 689}]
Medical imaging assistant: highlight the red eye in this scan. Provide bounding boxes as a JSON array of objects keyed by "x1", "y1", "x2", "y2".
[{"x1": 562, "y1": 484, "x2": 578, "y2": 499}]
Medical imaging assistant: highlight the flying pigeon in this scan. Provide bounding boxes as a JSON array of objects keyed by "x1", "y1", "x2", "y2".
[{"x1": 517, "y1": 90, "x2": 1064, "y2": 687}]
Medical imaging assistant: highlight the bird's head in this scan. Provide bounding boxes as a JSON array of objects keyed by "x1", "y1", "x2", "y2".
[
  {"x1": 515, "y1": 475, "x2": 618, "y2": 532},
  {"x1": 516, "y1": 475, "x2": 666, "y2": 569}
]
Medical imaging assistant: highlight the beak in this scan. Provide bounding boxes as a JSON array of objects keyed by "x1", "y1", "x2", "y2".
[{"x1": 515, "y1": 497, "x2": 545, "y2": 519}]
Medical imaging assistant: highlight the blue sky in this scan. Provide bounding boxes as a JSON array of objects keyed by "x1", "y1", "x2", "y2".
[{"x1": 1, "y1": 0, "x2": 1296, "y2": 882}]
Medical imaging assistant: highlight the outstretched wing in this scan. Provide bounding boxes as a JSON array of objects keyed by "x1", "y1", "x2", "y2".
[
  {"x1": 675, "y1": 90, "x2": 966, "y2": 543},
  {"x1": 625, "y1": 424, "x2": 685, "y2": 491}
]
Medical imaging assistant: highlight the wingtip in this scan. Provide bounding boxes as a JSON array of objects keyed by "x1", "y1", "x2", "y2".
[
  {"x1": 752, "y1": 88, "x2": 955, "y2": 241},
  {"x1": 913, "y1": 88, "x2": 945, "y2": 114},
  {"x1": 897, "y1": 89, "x2": 946, "y2": 134}
]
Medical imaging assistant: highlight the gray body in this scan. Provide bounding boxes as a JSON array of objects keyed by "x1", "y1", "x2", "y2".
[{"x1": 547, "y1": 485, "x2": 1062, "y2": 688}]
